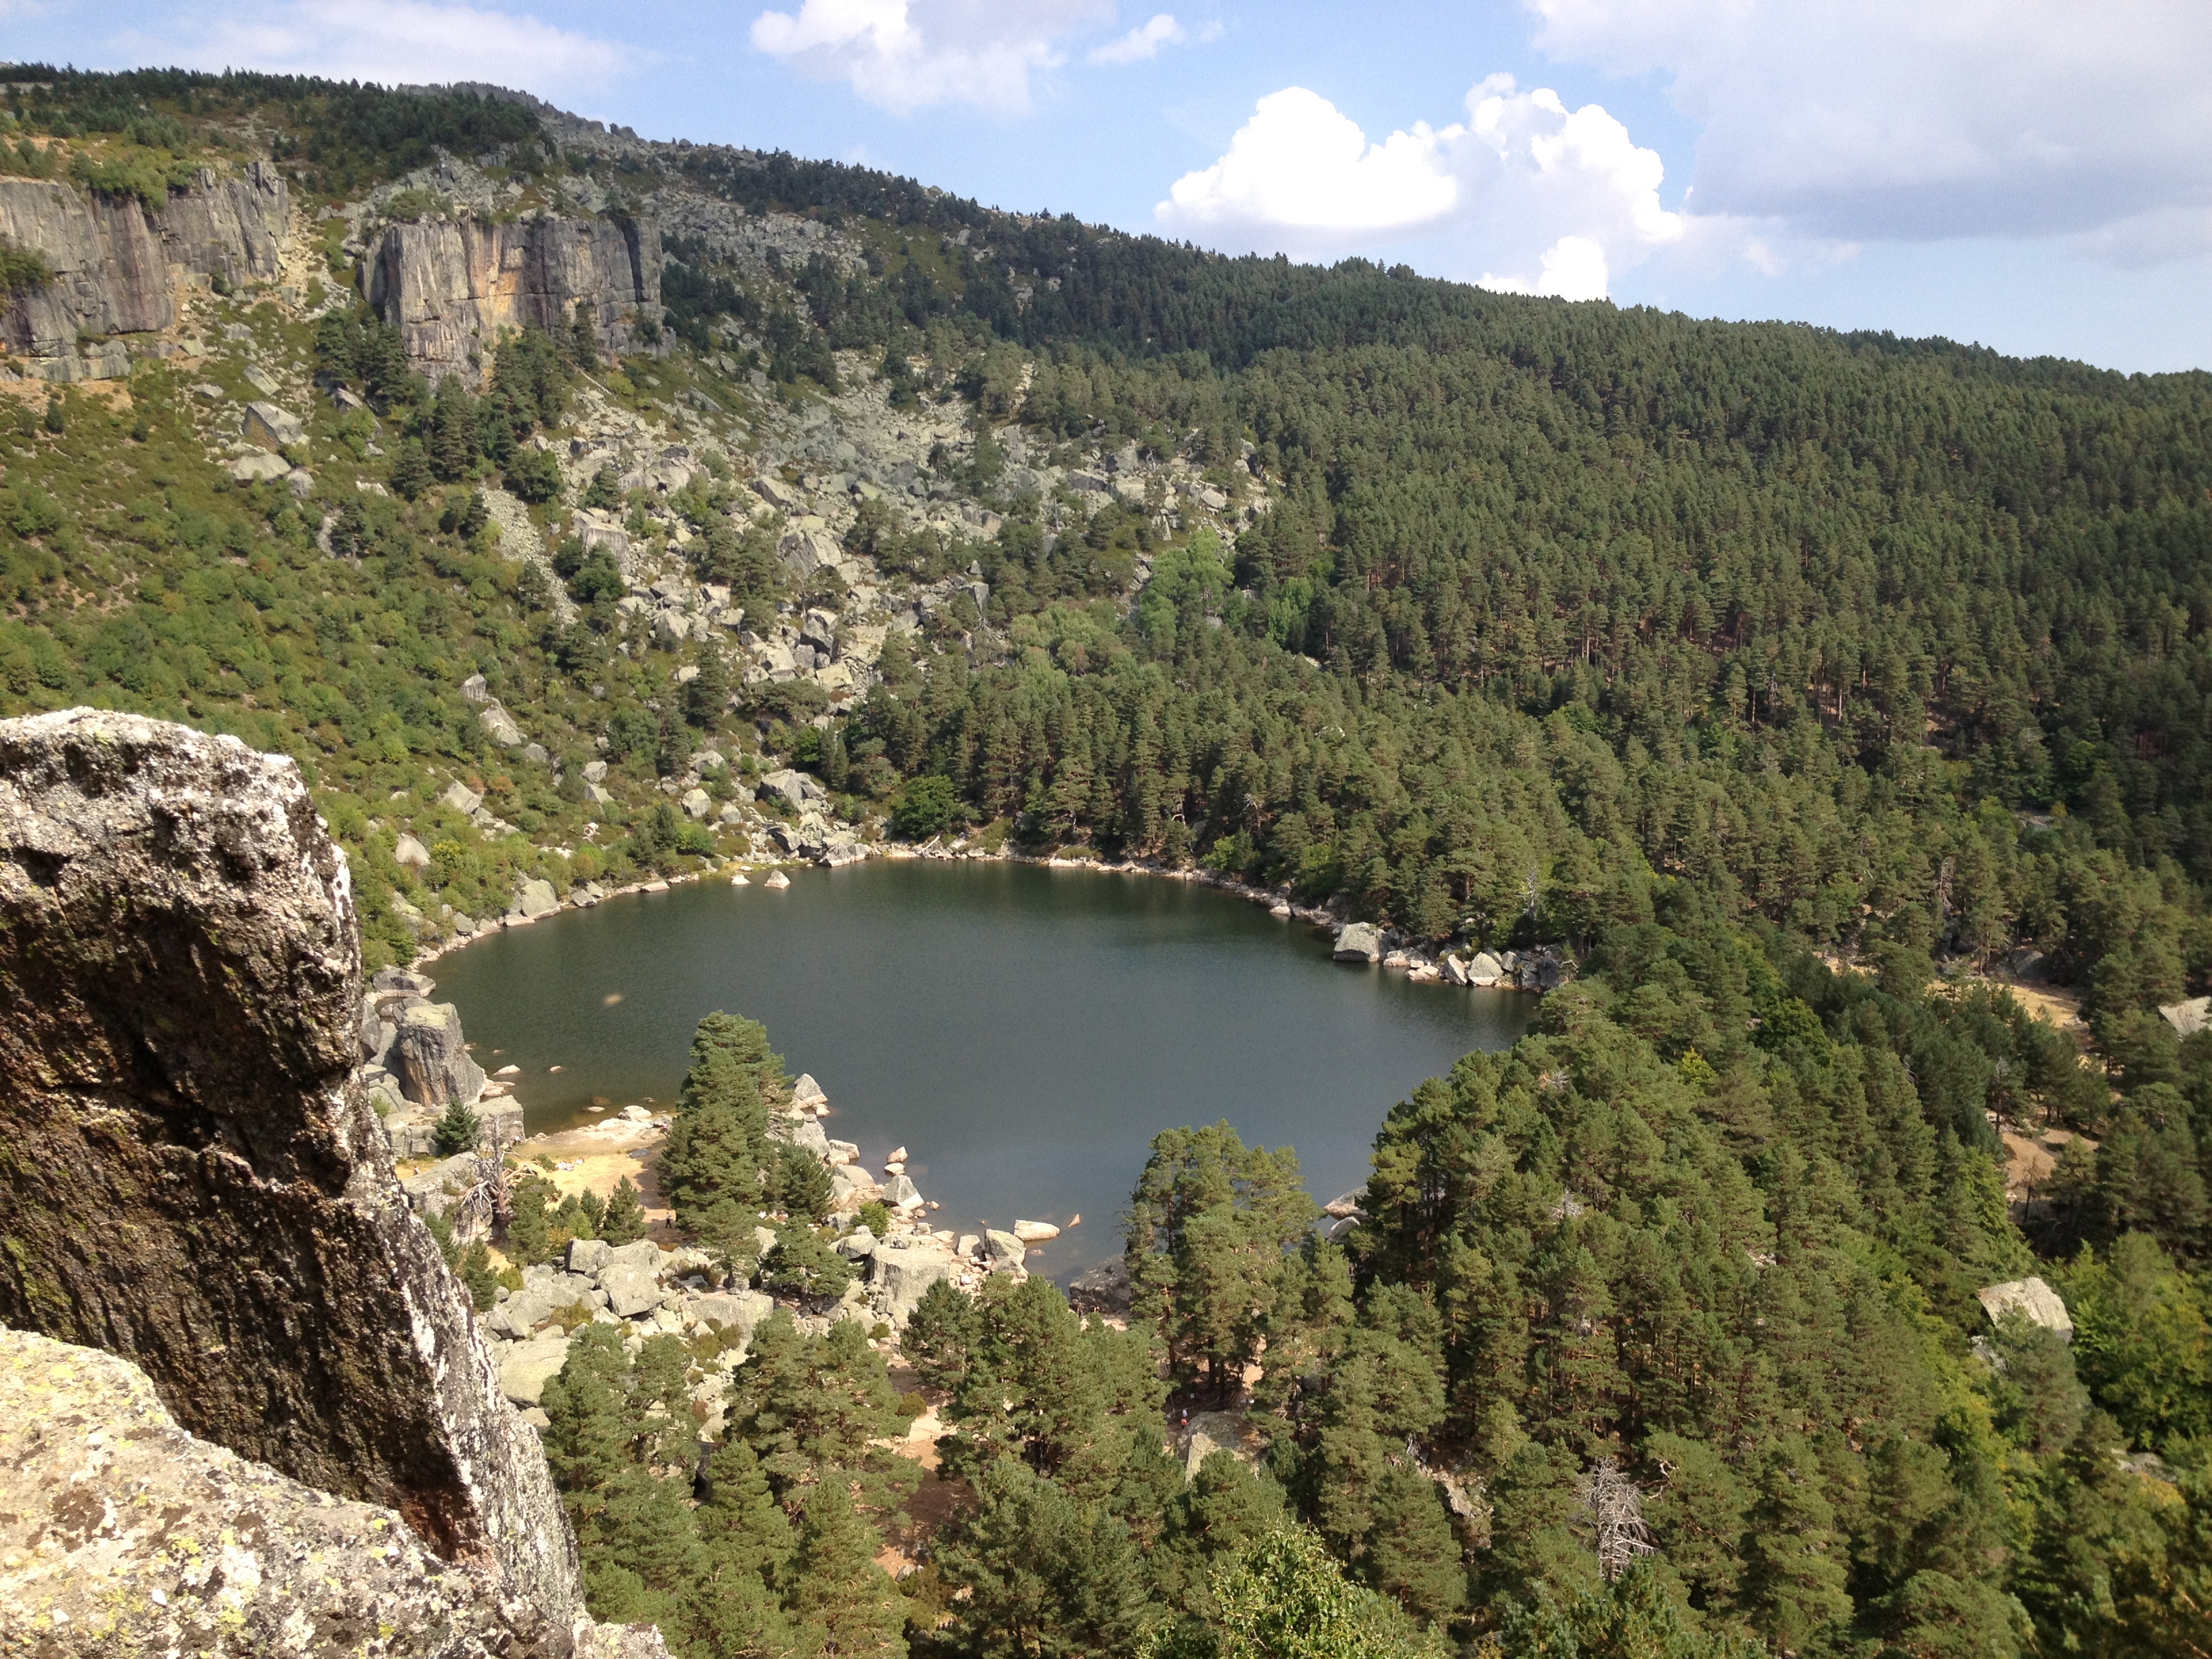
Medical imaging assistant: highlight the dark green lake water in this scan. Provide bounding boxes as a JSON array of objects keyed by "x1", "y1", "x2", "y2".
[{"x1": 432, "y1": 861, "x2": 1533, "y2": 1277}]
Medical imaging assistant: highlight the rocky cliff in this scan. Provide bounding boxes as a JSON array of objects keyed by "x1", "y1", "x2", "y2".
[
  {"x1": 0, "y1": 163, "x2": 289, "y2": 379},
  {"x1": 0, "y1": 710, "x2": 593, "y2": 1644},
  {"x1": 365, "y1": 212, "x2": 661, "y2": 382}
]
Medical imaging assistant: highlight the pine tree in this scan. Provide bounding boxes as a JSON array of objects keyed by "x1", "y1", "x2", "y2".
[
  {"x1": 602, "y1": 1176, "x2": 649, "y2": 1246},
  {"x1": 1740, "y1": 1444, "x2": 1853, "y2": 1655},
  {"x1": 935, "y1": 1458, "x2": 1151, "y2": 1659},
  {"x1": 432, "y1": 1097, "x2": 480, "y2": 1155},
  {"x1": 785, "y1": 1477, "x2": 907, "y2": 1659}
]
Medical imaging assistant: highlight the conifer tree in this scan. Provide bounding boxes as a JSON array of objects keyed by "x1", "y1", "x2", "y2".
[
  {"x1": 602, "y1": 1176, "x2": 649, "y2": 1246},
  {"x1": 786, "y1": 1478, "x2": 907, "y2": 1659}
]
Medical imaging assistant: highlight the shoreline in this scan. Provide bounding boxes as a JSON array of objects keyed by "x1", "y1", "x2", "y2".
[{"x1": 411, "y1": 838, "x2": 1553, "y2": 996}]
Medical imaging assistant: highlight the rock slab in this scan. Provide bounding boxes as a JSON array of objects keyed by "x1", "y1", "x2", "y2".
[{"x1": 0, "y1": 1326, "x2": 657, "y2": 1657}]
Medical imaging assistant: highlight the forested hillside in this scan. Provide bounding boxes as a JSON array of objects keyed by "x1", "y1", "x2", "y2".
[{"x1": 1, "y1": 66, "x2": 2209, "y2": 1658}]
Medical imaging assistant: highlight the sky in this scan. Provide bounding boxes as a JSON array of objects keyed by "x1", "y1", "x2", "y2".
[{"x1": 7, "y1": 0, "x2": 2211, "y2": 373}]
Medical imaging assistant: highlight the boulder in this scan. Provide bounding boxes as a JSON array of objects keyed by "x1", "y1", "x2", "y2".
[
  {"x1": 868, "y1": 1246, "x2": 956, "y2": 1328},
  {"x1": 1012, "y1": 1218, "x2": 1061, "y2": 1243},
  {"x1": 1977, "y1": 1276, "x2": 2074, "y2": 1341},
  {"x1": 885, "y1": 1173, "x2": 924, "y2": 1210},
  {"x1": 441, "y1": 777, "x2": 483, "y2": 815},
  {"x1": 394, "y1": 832, "x2": 432, "y2": 869},
  {"x1": 459, "y1": 673, "x2": 491, "y2": 703},
  {"x1": 2160, "y1": 996, "x2": 2211, "y2": 1039},
  {"x1": 242, "y1": 399, "x2": 305, "y2": 450},
  {"x1": 479, "y1": 703, "x2": 527, "y2": 747},
  {"x1": 516, "y1": 877, "x2": 558, "y2": 918},
  {"x1": 229, "y1": 450, "x2": 291, "y2": 483},
  {"x1": 600, "y1": 1267, "x2": 666, "y2": 1319},
  {"x1": 984, "y1": 1229, "x2": 1027, "y2": 1271},
  {"x1": 760, "y1": 769, "x2": 827, "y2": 809},
  {"x1": 602, "y1": 1239, "x2": 664, "y2": 1274},
  {"x1": 834, "y1": 1227, "x2": 878, "y2": 1260},
  {"x1": 830, "y1": 1164, "x2": 878, "y2": 1205},
  {"x1": 582, "y1": 759, "x2": 609, "y2": 783},
  {"x1": 395, "y1": 1001, "x2": 487, "y2": 1109},
  {"x1": 567, "y1": 1237, "x2": 613, "y2": 1275},
  {"x1": 499, "y1": 1335, "x2": 575, "y2": 1406},
  {"x1": 1068, "y1": 1256, "x2": 1132, "y2": 1313},
  {"x1": 1439, "y1": 954, "x2": 1470, "y2": 985},
  {"x1": 1466, "y1": 951, "x2": 1504, "y2": 986},
  {"x1": 792, "y1": 1071, "x2": 829, "y2": 1109},
  {"x1": 1333, "y1": 922, "x2": 1384, "y2": 962},
  {"x1": 681, "y1": 786, "x2": 713, "y2": 819},
  {"x1": 690, "y1": 1289, "x2": 771, "y2": 1338}
]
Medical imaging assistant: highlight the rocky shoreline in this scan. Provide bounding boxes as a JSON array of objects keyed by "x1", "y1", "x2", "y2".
[{"x1": 414, "y1": 832, "x2": 1570, "y2": 994}]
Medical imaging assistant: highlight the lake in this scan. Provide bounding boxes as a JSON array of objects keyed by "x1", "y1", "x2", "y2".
[{"x1": 431, "y1": 860, "x2": 1534, "y2": 1277}]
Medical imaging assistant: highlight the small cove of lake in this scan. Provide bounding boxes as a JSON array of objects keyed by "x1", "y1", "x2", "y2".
[{"x1": 432, "y1": 861, "x2": 1534, "y2": 1277}]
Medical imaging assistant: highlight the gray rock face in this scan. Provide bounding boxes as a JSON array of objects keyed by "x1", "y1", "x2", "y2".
[
  {"x1": 0, "y1": 710, "x2": 581, "y2": 1626},
  {"x1": 2161, "y1": 996, "x2": 2211, "y2": 1038},
  {"x1": 868, "y1": 1246, "x2": 956, "y2": 1328},
  {"x1": 1978, "y1": 1276, "x2": 2074, "y2": 1341},
  {"x1": 517, "y1": 876, "x2": 559, "y2": 918},
  {"x1": 1333, "y1": 922, "x2": 1384, "y2": 962},
  {"x1": 243, "y1": 399, "x2": 306, "y2": 450},
  {"x1": 569, "y1": 1237, "x2": 615, "y2": 1275},
  {"x1": 480, "y1": 701, "x2": 528, "y2": 747},
  {"x1": 367, "y1": 213, "x2": 662, "y2": 384},
  {"x1": 600, "y1": 1265, "x2": 668, "y2": 1319},
  {"x1": 0, "y1": 166, "x2": 287, "y2": 375},
  {"x1": 0, "y1": 1327, "x2": 657, "y2": 1657},
  {"x1": 499, "y1": 1334, "x2": 576, "y2": 1406},
  {"x1": 692, "y1": 1288, "x2": 773, "y2": 1337},
  {"x1": 397, "y1": 1000, "x2": 489, "y2": 1109}
]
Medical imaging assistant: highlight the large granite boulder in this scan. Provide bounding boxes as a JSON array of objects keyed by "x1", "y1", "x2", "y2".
[
  {"x1": 396, "y1": 1000, "x2": 488, "y2": 1108},
  {"x1": 1333, "y1": 922, "x2": 1384, "y2": 962},
  {"x1": 867, "y1": 1245, "x2": 956, "y2": 1329},
  {"x1": 0, "y1": 710, "x2": 580, "y2": 1626}
]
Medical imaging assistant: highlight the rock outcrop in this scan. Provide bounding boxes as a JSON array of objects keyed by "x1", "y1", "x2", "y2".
[
  {"x1": 0, "y1": 710, "x2": 581, "y2": 1635},
  {"x1": 0, "y1": 1326, "x2": 666, "y2": 1657},
  {"x1": 366, "y1": 213, "x2": 662, "y2": 383},
  {"x1": 0, "y1": 165, "x2": 289, "y2": 379}
]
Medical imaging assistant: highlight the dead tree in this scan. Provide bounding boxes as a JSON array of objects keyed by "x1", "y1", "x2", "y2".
[{"x1": 1579, "y1": 1455, "x2": 1655, "y2": 1580}]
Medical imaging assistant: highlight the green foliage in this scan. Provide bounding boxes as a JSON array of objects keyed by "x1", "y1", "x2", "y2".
[
  {"x1": 890, "y1": 774, "x2": 960, "y2": 841},
  {"x1": 602, "y1": 1176, "x2": 649, "y2": 1246},
  {"x1": 431, "y1": 1097, "x2": 480, "y2": 1155},
  {"x1": 1143, "y1": 1525, "x2": 1448, "y2": 1659},
  {"x1": 0, "y1": 247, "x2": 50, "y2": 292},
  {"x1": 759, "y1": 1225, "x2": 854, "y2": 1305}
]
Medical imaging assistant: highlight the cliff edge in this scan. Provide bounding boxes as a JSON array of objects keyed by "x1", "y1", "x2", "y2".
[{"x1": 0, "y1": 710, "x2": 598, "y2": 1645}]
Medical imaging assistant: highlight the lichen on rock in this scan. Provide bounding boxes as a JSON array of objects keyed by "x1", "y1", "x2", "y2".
[{"x1": 0, "y1": 710, "x2": 591, "y2": 1639}]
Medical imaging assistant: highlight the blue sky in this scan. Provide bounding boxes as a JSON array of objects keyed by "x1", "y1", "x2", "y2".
[{"x1": 9, "y1": 0, "x2": 2211, "y2": 373}]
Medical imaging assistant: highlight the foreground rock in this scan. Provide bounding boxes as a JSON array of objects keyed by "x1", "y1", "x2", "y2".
[
  {"x1": 0, "y1": 1326, "x2": 663, "y2": 1657},
  {"x1": 0, "y1": 711, "x2": 581, "y2": 1631}
]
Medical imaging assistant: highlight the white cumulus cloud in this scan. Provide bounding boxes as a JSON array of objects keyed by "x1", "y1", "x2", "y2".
[
  {"x1": 1529, "y1": 0, "x2": 2212, "y2": 262},
  {"x1": 750, "y1": 0, "x2": 1110, "y2": 117},
  {"x1": 1158, "y1": 87, "x2": 1460, "y2": 251},
  {"x1": 127, "y1": 0, "x2": 649, "y2": 99},
  {"x1": 1158, "y1": 76, "x2": 1729, "y2": 300},
  {"x1": 1090, "y1": 13, "x2": 1184, "y2": 66}
]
